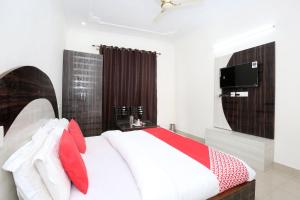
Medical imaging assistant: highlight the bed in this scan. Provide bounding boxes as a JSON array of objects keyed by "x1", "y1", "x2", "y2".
[{"x1": 0, "y1": 66, "x2": 256, "y2": 200}]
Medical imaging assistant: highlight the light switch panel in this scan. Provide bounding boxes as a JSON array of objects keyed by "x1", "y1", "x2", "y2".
[
  {"x1": 0, "y1": 126, "x2": 3, "y2": 148},
  {"x1": 236, "y1": 91, "x2": 248, "y2": 97}
]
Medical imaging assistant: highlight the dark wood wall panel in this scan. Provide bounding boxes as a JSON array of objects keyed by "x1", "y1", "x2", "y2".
[
  {"x1": 62, "y1": 50, "x2": 103, "y2": 137},
  {"x1": 222, "y1": 42, "x2": 275, "y2": 139},
  {"x1": 0, "y1": 66, "x2": 58, "y2": 134}
]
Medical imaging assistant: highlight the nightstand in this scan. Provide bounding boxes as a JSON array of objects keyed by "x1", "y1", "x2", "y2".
[{"x1": 116, "y1": 120, "x2": 157, "y2": 132}]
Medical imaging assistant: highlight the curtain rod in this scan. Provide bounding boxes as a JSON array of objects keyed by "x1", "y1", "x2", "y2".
[{"x1": 92, "y1": 45, "x2": 162, "y2": 56}]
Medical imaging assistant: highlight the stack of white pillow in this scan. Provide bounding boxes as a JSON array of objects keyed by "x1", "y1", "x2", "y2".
[{"x1": 3, "y1": 118, "x2": 71, "y2": 200}]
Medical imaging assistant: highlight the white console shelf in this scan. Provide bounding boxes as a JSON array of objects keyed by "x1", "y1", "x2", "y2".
[{"x1": 205, "y1": 128, "x2": 274, "y2": 171}]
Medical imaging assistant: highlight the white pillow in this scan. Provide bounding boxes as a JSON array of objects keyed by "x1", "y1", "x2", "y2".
[
  {"x1": 32, "y1": 118, "x2": 58, "y2": 142},
  {"x1": 16, "y1": 188, "x2": 25, "y2": 200},
  {"x1": 2, "y1": 119, "x2": 60, "y2": 200},
  {"x1": 3, "y1": 119, "x2": 58, "y2": 171},
  {"x1": 33, "y1": 120, "x2": 71, "y2": 200},
  {"x1": 56, "y1": 118, "x2": 69, "y2": 129}
]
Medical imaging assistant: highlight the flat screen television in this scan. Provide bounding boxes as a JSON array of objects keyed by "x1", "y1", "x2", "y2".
[{"x1": 220, "y1": 62, "x2": 259, "y2": 89}]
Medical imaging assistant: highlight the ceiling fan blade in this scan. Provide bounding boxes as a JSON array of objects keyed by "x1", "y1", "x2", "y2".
[
  {"x1": 153, "y1": 0, "x2": 201, "y2": 22},
  {"x1": 176, "y1": 0, "x2": 201, "y2": 7},
  {"x1": 153, "y1": 10, "x2": 166, "y2": 23},
  {"x1": 160, "y1": 0, "x2": 200, "y2": 14}
]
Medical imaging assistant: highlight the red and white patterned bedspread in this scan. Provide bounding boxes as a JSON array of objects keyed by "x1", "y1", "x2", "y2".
[
  {"x1": 145, "y1": 128, "x2": 252, "y2": 193},
  {"x1": 209, "y1": 148, "x2": 249, "y2": 192}
]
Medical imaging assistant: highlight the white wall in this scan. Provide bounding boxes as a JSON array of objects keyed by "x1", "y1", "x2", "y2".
[
  {"x1": 0, "y1": 0, "x2": 65, "y2": 115},
  {"x1": 174, "y1": 0, "x2": 300, "y2": 170},
  {"x1": 175, "y1": 37, "x2": 215, "y2": 136},
  {"x1": 65, "y1": 26, "x2": 176, "y2": 129}
]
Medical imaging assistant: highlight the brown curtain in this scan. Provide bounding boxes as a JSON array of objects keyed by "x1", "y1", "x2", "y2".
[{"x1": 100, "y1": 45, "x2": 157, "y2": 131}]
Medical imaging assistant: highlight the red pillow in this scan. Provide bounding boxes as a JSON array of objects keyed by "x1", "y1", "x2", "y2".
[
  {"x1": 68, "y1": 119, "x2": 86, "y2": 153},
  {"x1": 59, "y1": 130, "x2": 88, "y2": 194}
]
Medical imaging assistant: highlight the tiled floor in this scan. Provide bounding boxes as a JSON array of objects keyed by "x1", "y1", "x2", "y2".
[{"x1": 255, "y1": 164, "x2": 300, "y2": 200}]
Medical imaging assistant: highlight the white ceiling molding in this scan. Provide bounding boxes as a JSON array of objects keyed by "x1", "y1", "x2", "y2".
[{"x1": 89, "y1": 13, "x2": 177, "y2": 36}]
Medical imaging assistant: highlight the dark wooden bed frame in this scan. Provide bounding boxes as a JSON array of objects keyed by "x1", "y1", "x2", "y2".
[
  {"x1": 0, "y1": 66, "x2": 255, "y2": 200},
  {"x1": 0, "y1": 66, "x2": 58, "y2": 134},
  {"x1": 209, "y1": 180, "x2": 255, "y2": 200}
]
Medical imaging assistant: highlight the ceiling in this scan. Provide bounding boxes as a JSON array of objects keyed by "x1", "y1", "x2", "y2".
[{"x1": 63, "y1": 0, "x2": 276, "y2": 38}]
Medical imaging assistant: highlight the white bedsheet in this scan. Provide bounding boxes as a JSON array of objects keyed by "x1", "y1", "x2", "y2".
[
  {"x1": 71, "y1": 130, "x2": 255, "y2": 200},
  {"x1": 103, "y1": 131, "x2": 220, "y2": 200},
  {"x1": 70, "y1": 133, "x2": 141, "y2": 200}
]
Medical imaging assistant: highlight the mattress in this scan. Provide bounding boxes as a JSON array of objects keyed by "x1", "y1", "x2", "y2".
[
  {"x1": 70, "y1": 135, "x2": 141, "y2": 200},
  {"x1": 70, "y1": 129, "x2": 255, "y2": 200}
]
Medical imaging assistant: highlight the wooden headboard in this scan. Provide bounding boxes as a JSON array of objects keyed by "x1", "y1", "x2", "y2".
[
  {"x1": 0, "y1": 66, "x2": 58, "y2": 200},
  {"x1": 0, "y1": 66, "x2": 58, "y2": 134}
]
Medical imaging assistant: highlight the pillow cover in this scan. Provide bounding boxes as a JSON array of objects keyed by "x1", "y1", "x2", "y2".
[
  {"x1": 68, "y1": 119, "x2": 86, "y2": 153},
  {"x1": 32, "y1": 119, "x2": 58, "y2": 142},
  {"x1": 34, "y1": 126, "x2": 71, "y2": 200},
  {"x1": 3, "y1": 119, "x2": 58, "y2": 171},
  {"x1": 16, "y1": 188, "x2": 25, "y2": 200},
  {"x1": 2, "y1": 128, "x2": 52, "y2": 200},
  {"x1": 57, "y1": 118, "x2": 69, "y2": 129},
  {"x1": 59, "y1": 130, "x2": 88, "y2": 194}
]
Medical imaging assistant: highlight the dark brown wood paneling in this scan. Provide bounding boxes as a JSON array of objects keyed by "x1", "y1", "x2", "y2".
[
  {"x1": 62, "y1": 50, "x2": 103, "y2": 137},
  {"x1": 222, "y1": 42, "x2": 275, "y2": 139},
  {"x1": 0, "y1": 66, "x2": 58, "y2": 134}
]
